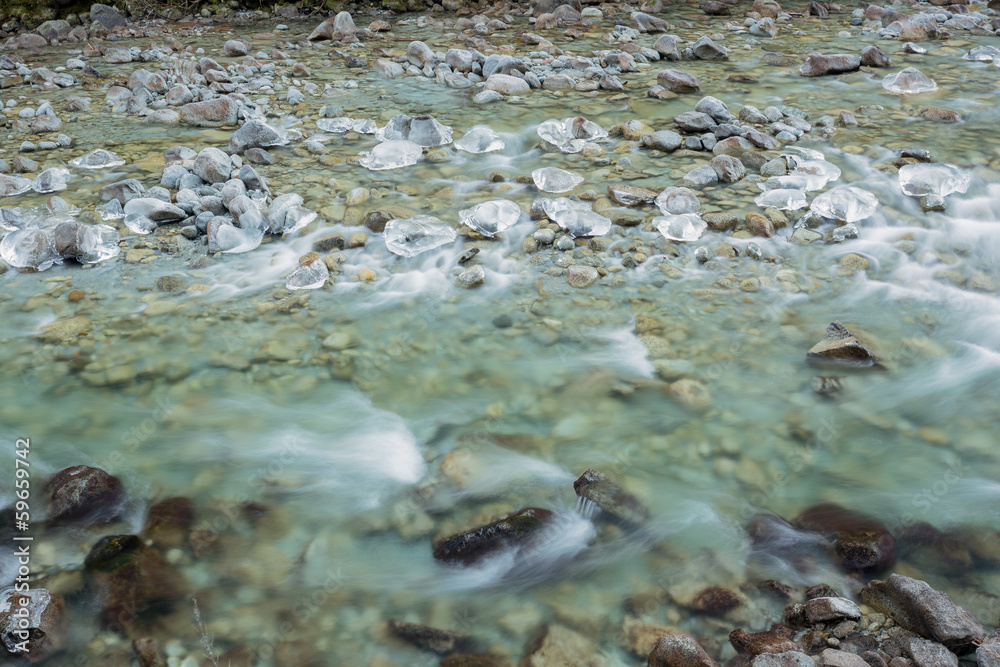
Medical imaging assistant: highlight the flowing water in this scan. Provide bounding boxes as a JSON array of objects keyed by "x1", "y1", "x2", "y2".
[{"x1": 1, "y1": 6, "x2": 1000, "y2": 666}]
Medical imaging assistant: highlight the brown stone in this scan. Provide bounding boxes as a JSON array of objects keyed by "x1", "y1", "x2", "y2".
[{"x1": 806, "y1": 322, "x2": 877, "y2": 368}]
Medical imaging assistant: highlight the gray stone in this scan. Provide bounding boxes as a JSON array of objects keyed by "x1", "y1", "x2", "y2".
[
  {"x1": 860, "y1": 45, "x2": 892, "y2": 67},
  {"x1": 806, "y1": 597, "x2": 862, "y2": 623},
  {"x1": 752, "y1": 652, "x2": 814, "y2": 667},
  {"x1": 179, "y1": 98, "x2": 239, "y2": 127},
  {"x1": 977, "y1": 633, "x2": 1000, "y2": 667},
  {"x1": 649, "y1": 633, "x2": 719, "y2": 667},
  {"x1": 192, "y1": 147, "x2": 232, "y2": 185},
  {"x1": 682, "y1": 165, "x2": 719, "y2": 189},
  {"x1": 695, "y1": 95, "x2": 731, "y2": 122},
  {"x1": 653, "y1": 34, "x2": 680, "y2": 59},
  {"x1": 224, "y1": 39, "x2": 250, "y2": 57},
  {"x1": 406, "y1": 40, "x2": 435, "y2": 68},
  {"x1": 123, "y1": 198, "x2": 185, "y2": 222},
  {"x1": 642, "y1": 130, "x2": 683, "y2": 152},
  {"x1": 91, "y1": 3, "x2": 126, "y2": 30},
  {"x1": 820, "y1": 649, "x2": 869, "y2": 667},
  {"x1": 455, "y1": 264, "x2": 485, "y2": 288},
  {"x1": 36, "y1": 20, "x2": 71, "y2": 42},
  {"x1": 567, "y1": 265, "x2": 599, "y2": 288},
  {"x1": 904, "y1": 638, "x2": 957, "y2": 667},
  {"x1": 658, "y1": 68, "x2": 700, "y2": 93},
  {"x1": 229, "y1": 120, "x2": 283, "y2": 154},
  {"x1": 674, "y1": 111, "x2": 716, "y2": 133},
  {"x1": 710, "y1": 155, "x2": 745, "y2": 182},
  {"x1": 484, "y1": 73, "x2": 529, "y2": 95},
  {"x1": 98, "y1": 179, "x2": 145, "y2": 204},
  {"x1": 631, "y1": 11, "x2": 670, "y2": 32},
  {"x1": 102, "y1": 46, "x2": 133, "y2": 63},
  {"x1": 800, "y1": 53, "x2": 861, "y2": 76},
  {"x1": 692, "y1": 36, "x2": 728, "y2": 60}
]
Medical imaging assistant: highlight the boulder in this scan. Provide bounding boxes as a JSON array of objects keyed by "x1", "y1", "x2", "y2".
[
  {"x1": 710, "y1": 155, "x2": 745, "y2": 182},
  {"x1": 631, "y1": 11, "x2": 670, "y2": 32},
  {"x1": 673, "y1": 111, "x2": 716, "y2": 133},
  {"x1": 730, "y1": 629, "x2": 798, "y2": 656},
  {"x1": 795, "y1": 503, "x2": 894, "y2": 571},
  {"x1": 98, "y1": 179, "x2": 145, "y2": 204},
  {"x1": 523, "y1": 625, "x2": 602, "y2": 667},
  {"x1": 432, "y1": 507, "x2": 554, "y2": 565},
  {"x1": 860, "y1": 45, "x2": 892, "y2": 67},
  {"x1": 752, "y1": 652, "x2": 814, "y2": 667},
  {"x1": 388, "y1": 621, "x2": 470, "y2": 654},
  {"x1": 702, "y1": 1, "x2": 731, "y2": 15},
  {"x1": 648, "y1": 633, "x2": 719, "y2": 667},
  {"x1": 36, "y1": 20, "x2": 72, "y2": 42},
  {"x1": 806, "y1": 322, "x2": 877, "y2": 367},
  {"x1": 91, "y1": 3, "x2": 127, "y2": 30},
  {"x1": 192, "y1": 147, "x2": 232, "y2": 185},
  {"x1": 799, "y1": 53, "x2": 861, "y2": 76},
  {"x1": 406, "y1": 40, "x2": 435, "y2": 67},
  {"x1": 977, "y1": 633, "x2": 1000, "y2": 667},
  {"x1": 484, "y1": 74, "x2": 529, "y2": 95},
  {"x1": 860, "y1": 574, "x2": 985, "y2": 654},
  {"x1": 805, "y1": 597, "x2": 861, "y2": 623},
  {"x1": 223, "y1": 39, "x2": 250, "y2": 57},
  {"x1": 123, "y1": 198, "x2": 186, "y2": 222},
  {"x1": 573, "y1": 469, "x2": 650, "y2": 527},
  {"x1": 0, "y1": 587, "x2": 65, "y2": 661},
  {"x1": 102, "y1": 46, "x2": 133, "y2": 63},
  {"x1": 903, "y1": 637, "x2": 958, "y2": 667},
  {"x1": 44, "y1": 465, "x2": 124, "y2": 525},
  {"x1": 229, "y1": 120, "x2": 284, "y2": 154},
  {"x1": 308, "y1": 12, "x2": 357, "y2": 41},
  {"x1": 691, "y1": 36, "x2": 728, "y2": 60},
  {"x1": 658, "y1": 69, "x2": 700, "y2": 93},
  {"x1": 653, "y1": 35, "x2": 680, "y2": 59},
  {"x1": 179, "y1": 98, "x2": 239, "y2": 127},
  {"x1": 642, "y1": 131, "x2": 683, "y2": 152}
]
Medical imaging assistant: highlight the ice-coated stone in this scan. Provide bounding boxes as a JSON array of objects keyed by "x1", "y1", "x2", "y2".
[
  {"x1": 882, "y1": 67, "x2": 937, "y2": 94},
  {"x1": 458, "y1": 199, "x2": 522, "y2": 237},
  {"x1": 71, "y1": 224, "x2": 121, "y2": 263},
  {"x1": 537, "y1": 116, "x2": 609, "y2": 153},
  {"x1": 810, "y1": 186, "x2": 879, "y2": 222},
  {"x1": 124, "y1": 214, "x2": 157, "y2": 235},
  {"x1": 359, "y1": 140, "x2": 422, "y2": 171},
  {"x1": 70, "y1": 149, "x2": 125, "y2": 169},
  {"x1": 898, "y1": 163, "x2": 971, "y2": 197},
  {"x1": 97, "y1": 199, "x2": 125, "y2": 220},
  {"x1": 0, "y1": 208, "x2": 28, "y2": 231},
  {"x1": 268, "y1": 193, "x2": 317, "y2": 234},
  {"x1": 655, "y1": 187, "x2": 701, "y2": 215},
  {"x1": 213, "y1": 212, "x2": 267, "y2": 253},
  {"x1": 316, "y1": 117, "x2": 377, "y2": 134},
  {"x1": 384, "y1": 215, "x2": 458, "y2": 257},
  {"x1": 0, "y1": 174, "x2": 33, "y2": 197},
  {"x1": 454, "y1": 125, "x2": 505, "y2": 153},
  {"x1": 286, "y1": 259, "x2": 329, "y2": 290},
  {"x1": 963, "y1": 45, "x2": 1000, "y2": 62},
  {"x1": 376, "y1": 114, "x2": 453, "y2": 147},
  {"x1": 0, "y1": 228, "x2": 57, "y2": 270},
  {"x1": 31, "y1": 168, "x2": 71, "y2": 194},
  {"x1": 776, "y1": 159, "x2": 842, "y2": 191},
  {"x1": 532, "y1": 167, "x2": 584, "y2": 193},
  {"x1": 548, "y1": 206, "x2": 611, "y2": 237},
  {"x1": 755, "y1": 188, "x2": 808, "y2": 210},
  {"x1": 654, "y1": 213, "x2": 708, "y2": 242}
]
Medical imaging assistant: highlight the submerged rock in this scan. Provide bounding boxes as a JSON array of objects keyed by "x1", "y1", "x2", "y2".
[
  {"x1": 806, "y1": 322, "x2": 877, "y2": 368},
  {"x1": 142, "y1": 497, "x2": 195, "y2": 548},
  {"x1": 573, "y1": 469, "x2": 650, "y2": 529},
  {"x1": 648, "y1": 633, "x2": 719, "y2": 667},
  {"x1": 522, "y1": 624, "x2": 603, "y2": 667},
  {"x1": 794, "y1": 503, "x2": 895, "y2": 572},
  {"x1": 432, "y1": 507, "x2": 555, "y2": 565},
  {"x1": 44, "y1": 465, "x2": 124, "y2": 526},
  {"x1": 861, "y1": 574, "x2": 985, "y2": 654},
  {"x1": 799, "y1": 53, "x2": 861, "y2": 76},
  {"x1": 388, "y1": 621, "x2": 469, "y2": 654}
]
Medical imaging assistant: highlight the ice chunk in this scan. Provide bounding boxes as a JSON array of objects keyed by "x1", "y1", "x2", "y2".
[
  {"x1": 809, "y1": 186, "x2": 879, "y2": 222},
  {"x1": 384, "y1": 215, "x2": 458, "y2": 257},
  {"x1": 454, "y1": 125, "x2": 505, "y2": 154},
  {"x1": 317, "y1": 117, "x2": 377, "y2": 134},
  {"x1": 215, "y1": 218, "x2": 265, "y2": 254},
  {"x1": 776, "y1": 160, "x2": 842, "y2": 192},
  {"x1": 537, "y1": 116, "x2": 609, "y2": 153},
  {"x1": 754, "y1": 188, "x2": 808, "y2": 211},
  {"x1": 549, "y1": 208, "x2": 612, "y2": 237},
  {"x1": 882, "y1": 67, "x2": 937, "y2": 94},
  {"x1": 536, "y1": 197, "x2": 591, "y2": 220},
  {"x1": 70, "y1": 148, "x2": 126, "y2": 169},
  {"x1": 458, "y1": 199, "x2": 522, "y2": 237},
  {"x1": 376, "y1": 114, "x2": 453, "y2": 147},
  {"x1": 654, "y1": 214, "x2": 707, "y2": 242},
  {"x1": 0, "y1": 208, "x2": 30, "y2": 231},
  {"x1": 0, "y1": 174, "x2": 33, "y2": 197},
  {"x1": 286, "y1": 259, "x2": 329, "y2": 290},
  {"x1": 655, "y1": 187, "x2": 701, "y2": 215},
  {"x1": 0, "y1": 228, "x2": 57, "y2": 270},
  {"x1": 74, "y1": 224, "x2": 121, "y2": 263},
  {"x1": 359, "y1": 140, "x2": 422, "y2": 171},
  {"x1": 32, "y1": 167, "x2": 71, "y2": 194},
  {"x1": 898, "y1": 163, "x2": 971, "y2": 197},
  {"x1": 963, "y1": 45, "x2": 1000, "y2": 62},
  {"x1": 124, "y1": 214, "x2": 157, "y2": 235},
  {"x1": 97, "y1": 199, "x2": 125, "y2": 220},
  {"x1": 532, "y1": 167, "x2": 584, "y2": 193},
  {"x1": 268, "y1": 193, "x2": 317, "y2": 234}
]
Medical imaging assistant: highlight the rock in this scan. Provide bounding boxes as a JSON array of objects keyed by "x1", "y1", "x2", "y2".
[
  {"x1": 91, "y1": 3, "x2": 127, "y2": 30},
  {"x1": 98, "y1": 179, "x2": 144, "y2": 204},
  {"x1": 808, "y1": 1, "x2": 829, "y2": 16},
  {"x1": 745, "y1": 212, "x2": 774, "y2": 237},
  {"x1": 648, "y1": 633, "x2": 719, "y2": 667},
  {"x1": 44, "y1": 465, "x2": 124, "y2": 525},
  {"x1": 752, "y1": 653, "x2": 814, "y2": 667},
  {"x1": 749, "y1": 17, "x2": 778, "y2": 37},
  {"x1": 308, "y1": 12, "x2": 357, "y2": 41},
  {"x1": 567, "y1": 265, "x2": 599, "y2": 288},
  {"x1": 800, "y1": 53, "x2": 861, "y2": 76},
  {"x1": 805, "y1": 597, "x2": 861, "y2": 623},
  {"x1": 223, "y1": 40, "x2": 250, "y2": 57},
  {"x1": 631, "y1": 11, "x2": 670, "y2": 32},
  {"x1": 682, "y1": 166, "x2": 718, "y2": 190},
  {"x1": 653, "y1": 35, "x2": 680, "y2": 60},
  {"x1": 374, "y1": 59, "x2": 404, "y2": 78},
  {"x1": 0, "y1": 587, "x2": 65, "y2": 661},
  {"x1": 622, "y1": 120, "x2": 655, "y2": 141},
  {"x1": 689, "y1": 586, "x2": 745, "y2": 615},
  {"x1": 795, "y1": 503, "x2": 894, "y2": 572},
  {"x1": 608, "y1": 184, "x2": 658, "y2": 207},
  {"x1": 455, "y1": 265, "x2": 485, "y2": 288},
  {"x1": 674, "y1": 111, "x2": 716, "y2": 133},
  {"x1": 36, "y1": 20, "x2": 71, "y2": 42},
  {"x1": 192, "y1": 147, "x2": 232, "y2": 185},
  {"x1": 977, "y1": 634, "x2": 1000, "y2": 667},
  {"x1": 133, "y1": 638, "x2": 166, "y2": 667},
  {"x1": 229, "y1": 120, "x2": 283, "y2": 153},
  {"x1": 440, "y1": 655, "x2": 511, "y2": 667},
  {"x1": 820, "y1": 649, "x2": 869, "y2": 667},
  {"x1": 730, "y1": 629, "x2": 798, "y2": 656},
  {"x1": 244, "y1": 148, "x2": 273, "y2": 165},
  {"x1": 406, "y1": 40, "x2": 435, "y2": 67},
  {"x1": 642, "y1": 131, "x2": 683, "y2": 152},
  {"x1": 702, "y1": 1, "x2": 731, "y2": 15},
  {"x1": 484, "y1": 74, "x2": 529, "y2": 95},
  {"x1": 145, "y1": 110, "x2": 180, "y2": 125},
  {"x1": 710, "y1": 155, "x2": 745, "y2": 182},
  {"x1": 432, "y1": 508, "x2": 554, "y2": 565},
  {"x1": 388, "y1": 621, "x2": 469, "y2": 654},
  {"x1": 522, "y1": 625, "x2": 603, "y2": 667},
  {"x1": 179, "y1": 98, "x2": 239, "y2": 127},
  {"x1": 860, "y1": 574, "x2": 985, "y2": 654},
  {"x1": 806, "y1": 322, "x2": 877, "y2": 367},
  {"x1": 102, "y1": 46, "x2": 133, "y2": 63},
  {"x1": 123, "y1": 198, "x2": 185, "y2": 222},
  {"x1": 860, "y1": 45, "x2": 892, "y2": 67},
  {"x1": 142, "y1": 497, "x2": 194, "y2": 548},
  {"x1": 573, "y1": 469, "x2": 649, "y2": 528},
  {"x1": 919, "y1": 107, "x2": 960, "y2": 123},
  {"x1": 658, "y1": 69, "x2": 700, "y2": 93},
  {"x1": 691, "y1": 36, "x2": 728, "y2": 60},
  {"x1": 903, "y1": 638, "x2": 957, "y2": 667}
]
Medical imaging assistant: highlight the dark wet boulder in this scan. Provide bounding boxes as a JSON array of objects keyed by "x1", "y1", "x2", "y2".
[
  {"x1": 806, "y1": 322, "x2": 877, "y2": 367},
  {"x1": 44, "y1": 465, "x2": 124, "y2": 526},
  {"x1": 432, "y1": 508, "x2": 554, "y2": 565},
  {"x1": 648, "y1": 633, "x2": 719, "y2": 667},
  {"x1": 904, "y1": 637, "x2": 958, "y2": 666},
  {"x1": 142, "y1": 497, "x2": 195, "y2": 548},
  {"x1": 440, "y1": 654, "x2": 512, "y2": 667},
  {"x1": 804, "y1": 596, "x2": 861, "y2": 623},
  {"x1": 860, "y1": 574, "x2": 985, "y2": 655},
  {"x1": 0, "y1": 587, "x2": 66, "y2": 662},
  {"x1": 747, "y1": 513, "x2": 831, "y2": 571},
  {"x1": 573, "y1": 469, "x2": 650, "y2": 529},
  {"x1": 729, "y1": 629, "x2": 798, "y2": 656},
  {"x1": 794, "y1": 503, "x2": 895, "y2": 572},
  {"x1": 388, "y1": 621, "x2": 470, "y2": 654},
  {"x1": 688, "y1": 586, "x2": 744, "y2": 616},
  {"x1": 84, "y1": 535, "x2": 187, "y2": 633}
]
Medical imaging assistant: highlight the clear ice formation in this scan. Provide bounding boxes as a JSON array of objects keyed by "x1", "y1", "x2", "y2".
[
  {"x1": 124, "y1": 214, "x2": 157, "y2": 235},
  {"x1": 359, "y1": 140, "x2": 423, "y2": 170},
  {"x1": 268, "y1": 194, "x2": 317, "y2": 234},
  {"x1": 32, "y1": 168, "x2": 71, "y2": 194},
  {"x1": 776, "y1": 160, "x2": 842, "y2": 192},
  {"x1": 73, "y1": 224, "x2": 121, "y2": 263},
  {"x1": 532, "y1": 167, "x2": 584, "y2": 193},
  {"x1": 376, "y1": 114, "x2": 453, "y2": 147},
  {"x1": 317, "y1": 117, "x2": 377, "y2": 134},
  {"x1": 98, "y1": 199, "x2": 125, "y2": 220},
  {"x1": 655, "y1": 187, "x2": 701, "y2": 215},
  {"x1": 963, "y1": 45, "x2": 1000, "y2": 62},
  {"x1": 454, "y1": 125, "x2": 505, "y2": 154},
  {"x1": 0, "y1": 174, "x2": 33, "y2": 197},
  {"x1": 458, "y1": 199, "x2": 522, "y2": 237},
  {"x1": 286, "y1": 259, "x2": 330, "y2": 290},
  {"x1": 654, "y1": 214, "x2": 708, "y2": 242},
  {"x1": 882, "y1": 67, "x2": 938, "y2": 94},
  {"x1": 70, "y1": 149, "x2": 126, "y2": 169},
  {"x1": 0, "y1": 228, "x2": 57, "y2": 270},
  {"x1": 537, "y1": 116, "x2": 609, "y2": 153},
  {"x1": 548, "y1": 207, "x2": 611, "y2": 237},
  {"x1": 754, "y1": 188, "x2": 808, "y2": 211},
  {"x1": 898, "y1": 163, "x2": 972, "y2": 197},
  {"x1": 384, "y1": 215, "x2": 458, "y2": 257},
  {"x1": 809, "y1": 186, "x2": 879, "y2": 222}
]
